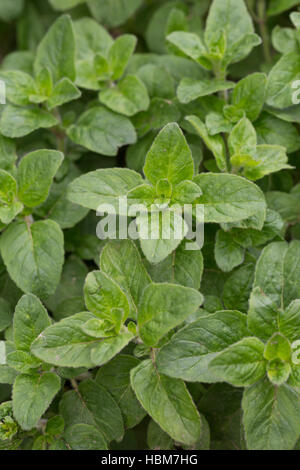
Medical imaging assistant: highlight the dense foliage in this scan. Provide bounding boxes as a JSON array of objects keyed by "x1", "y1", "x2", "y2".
[{"x1": 1, "y1": 0, "x2": 300, "y2": 451}]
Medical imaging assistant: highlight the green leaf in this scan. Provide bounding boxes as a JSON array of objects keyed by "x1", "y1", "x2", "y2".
[
  {"x1": 223, "y1": 262, "x2": 255, "y2": 312},
  {"x1": 177, "y1": 78, "x2": 234, "y2": 104},
  {"x1": 272, "y1": 26, "x2": 297, "y2": 54},
  {"x1": 13, "y1": 372, "x2": 61, "y2": 430},
  {"x1": 84, "y1": 271, "x2": 130, "y2": 326},
  {"x1": 132, "y1": 97, "x2": 181, "y2": 138},
  {"x1": 6, "y1": 350, "x2": 42, "y2": 374},
  {"x1": 267, "y1": 359, "x2": 291, "y2": 386},
  {"x1": 108, "y1": 34, "x2": 137, "y2": 80},
  {"x1": 248, "y1": 287, "x2": 281, "y2": 341},
  {"x1": 185, "y1": 115, "x2": 227, "y2": 171},
  {"x1": 267, "y1": 0, "x2": 300, "y2": 16},
  {"x1": 0, "y1": 105, "x2": 58, "y2": 138},
  {"x1": 0, "y1": 170, "x2": 23, "y2": 224},
  {"x1": 87, "y1": 0, "x2": 143, "y2": 28},
  {"x1": 0, "y1": 70, "x2": 37, "y2": 106},
  {"x1": 136, "y1": 64, "x2": 176, "y2": 99},
  {"x1": 136, "y1": 209, "x2": 189, "y2": 264},
  {"x1": 131, "y1": 359, "x2": 202, "y2": 446},
  {"x1": 144, "y1": 123, "x2": 194, "y2": 186},
  {"x1": 49, "y1": 0, "x2": 85, "y2": 10},
  {"x1": 264, "y1": 333, "x2": 291, "y2": 361},
  {"x1": 242, "y1": 377, "x2": 300, "y2": 450},
  {"x1": 253, "y1": 241, "x2": 300, "y2": 308},
  {"x1": 67, "y1": 106, "x2": 136, "y2": 156},
  {"x1": 99, "y1": 75, "x2": 149, "y2": 116},
  {"x1": 14, "y1": 294, "x2": 51, "y2": 352},
  {"x1": 266, "y1": 52, "x2": 300, "y2": 109},
  {"x1": 138, "y1": 282, "x2": 203, "y2": 346},
  {"x1": 0, "y1": 0, "x2": 24, "y2": 22},
  {"x1": 96, "y1": 355, "x2": 146, "y2": 429},
  {"x1": 228, "y1": 117, "x2": 257, "y2": 159},
  {"x1": 157, "y1": 310, "x2": 249, "y2": 382},
  {"x1": 232, "y1": 73, "x2": 267, "y2": 121},
  {"x1": 193, "y1": 173, "x2": 266, "y2": 223},
  {"x1": 209, "y1": 337, "x2": 266, "y2": 387},
  {"x1": 205, "y1": 0, "x2": 254, "y2": 58},
  {"x1": 255, "y1": 112, "x2": 300, "y2": 154},
  {"x1": 166, "y1": 31, "x2": 208, "y2": 62},
  {"x1": 67, "y1": 167, "x2": 142, "y2": 211},
  {"x1": 100, "y1": 240, "x2": 151, "y2": 319},
  {"x1": 0, "y1": 135, "x2": 17, "y2": 172},
  {"x1": 244, "y1": 145, "x2": 291, "y2": 181},
  {"x1": 215, "y1": 229, "x2": 245, "y2": 272},
  {"x1": 147, "y1": 420, "x2": 173, "y2": 450},
  {"x1": 31, "y1": 313, "x2": 133, "y2": 368},
  {"x1": 34, "y1": 15, "x2": 76, "y2": 83},
  {"x1": 0, "y1": 299, "x2": 13, "y2": 332},
  {"x1": 64, "y1": 379, "x2": 124, "y2": 442},
  {"x1": 64, "y1": 424, "x2": 108, "y2": 450},
  {"x1": 17, "y1": 150, "x2": 63, "y2": 208},
  {"x1": 279, "y1": 299, "x2": 300, "y2": 342},
  {"x1": 47, "y1": 78, "x2": 81, "y2": 110},
  {"x1": 0, "y1": 220, "x2": 64, "y2": 299}
]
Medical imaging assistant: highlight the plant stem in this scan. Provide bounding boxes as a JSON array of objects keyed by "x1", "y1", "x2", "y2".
[{"x1": 257, "y1": 0, "x2": 272, "y2": 64}]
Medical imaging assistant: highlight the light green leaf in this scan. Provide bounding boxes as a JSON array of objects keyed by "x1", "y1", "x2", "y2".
[
  {"x1": 67, "y1": 106, "x2": 136, "y2": 156},
  {"x1": 177, "y1": 78, "x2": 234, "y2": 104},
  {"x1": 99, "y1": 75, "x2": 149, "y2": 116},
  {"x1": 228, "y1": 117, "x2": 257, "y2": 164},
  {"x1": 136, "y1": 64, "x2": 176, "y2": 99},
  {"x1": 14, "y1": 294, "x2": 51, "y2": 352},
  {"x1": 248, "y1": 287, "x2": 281, "y2": 341},
  {"x1": 253, "y1": 241, "x2": 300, "y2": 308},
  {"x1": 157, "y1": 310, "x2": 249, "y2": 382},
  {"x1": 205, "y1": 0, "x2": 254, "y2": 56},
  {"x1": 279, "y1": 299, "x2": 300, "y2": 342},
  {"x1": 166, "y1": 31, "x2": 207, "y2": 62},
  {"x1": 31, "y1": 312, "x2": 133, "y2": 368},
  {"x1": 0, "y1": 105, "x2": 58, "y2": 138},
  {"x1": 244, "y1": 145, "x2": 291, "y2": 181},
  {"x1": 34, "y1": 15, "x2": 76, "y2": 83},
  {"x1": 0, "y1": 220, "x2": 64, "y2": 299},
  {"x1": 266, "y1": 52, "x2": 300, "y2": 109},
  {"x1": 0, "y1": 71, "x2": 36, "y2": 106},
  {"x1": 100, "y1": 240, "x2": 151, "y2": 319},
  {"x1": 13, "y1": 372, "x2": 61, "y2": 430},
  {"x1": 138, "y1": 282, "x2": 203, "y2": 346},
  {"x1": 193, "y1": 173, "x2": 266, "y2": 223},
  {"x1": 131, "y1": 359, "x2": 202, "y2": 446},
  {"x1": 84, "y1": 271, "x2": 130, "y2": 325},
  {"x1": 185, "y1": 115, "x2": 227, "y2": 171},
  {"x1": 232, "y1": 73, "x2": 266, "y2": 121},
  {"x1": 143, "y1": 123, "x2": 194, "y2": 186},
  {"x1": 0, "y1": 170, "x2": 23, "y2": 224},
  {"x1": 209, "y1": 337, "x2": 266, "y2": 387},
  {"x1": 17, "y1": 150, "x2": 63, "y2": 208},
  {"x1": 243, "y1": 378, "x2": 300, "y2": 450},
  {"x1": 136, "y1": 209, "x2": 189, "y2": 264},
  {"x1": 47, "y1": 78, "x2": 81, "y2": 110},
  {"x1": 67, "y1": 167, "x2": 143, "y2": 212},
  {"x1": 215, "y1": 229, "x2": 245, "y2": 272},
  {"x1": 108, "y1": 34, "x2": 137, "y2": 80}
]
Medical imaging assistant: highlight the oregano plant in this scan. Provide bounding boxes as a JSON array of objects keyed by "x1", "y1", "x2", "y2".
[{"x1": 0, "y1": 0, "x2": 300, "y2": 452}]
